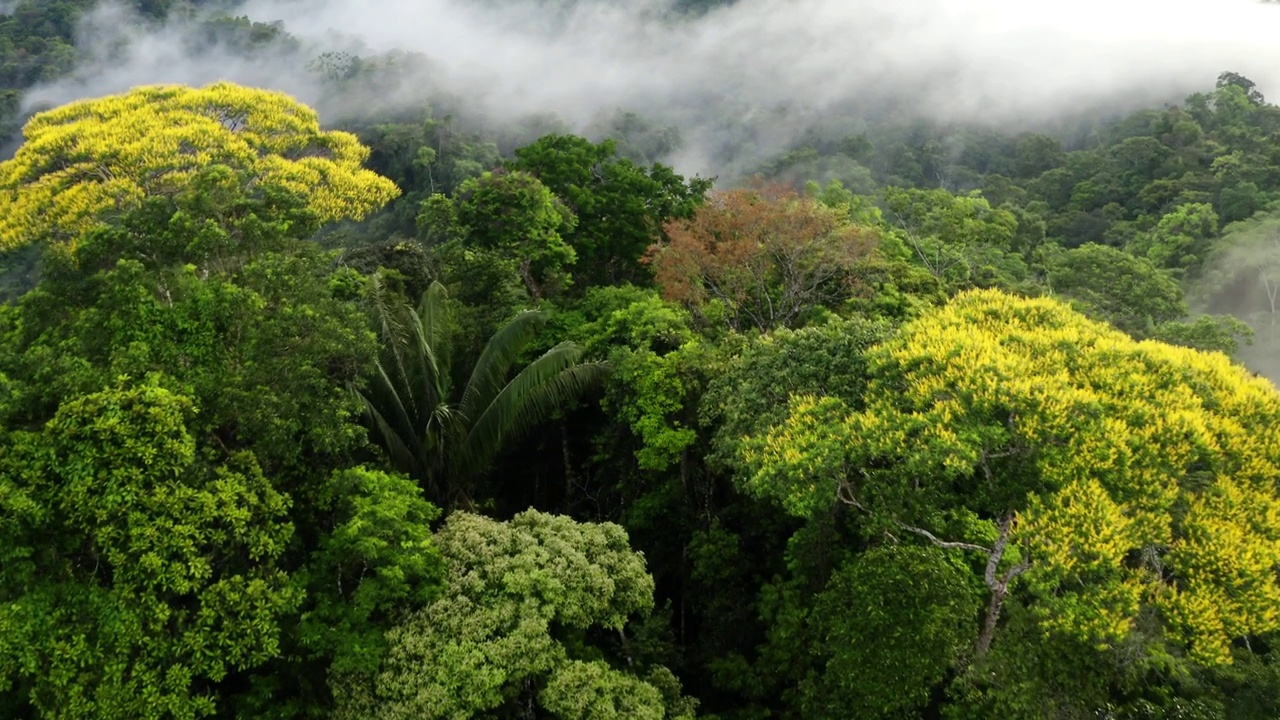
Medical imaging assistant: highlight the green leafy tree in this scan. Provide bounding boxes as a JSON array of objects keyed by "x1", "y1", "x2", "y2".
[
  {"x1": 800, "y1": 546, "x2": 982, "y2": 719},
  {"x1": 1220, "y1": 181, "x2": 1265, "y2": 223},
  {"x1": 654, "y1": 316, "x2": 894, "y2": 718},
  {"x1": 1046, "y1": 242, "x2": 1187, "y2": 335},
  {"x1": 602, "y1": 337, "x2": 713, "y2": 475},
  {"x1": 294, "y1": 468, "x2": 444, "y2": 698},
  {"x1": 0, "y1": 225, "x2": 425, "y2": 717},
  {"x1": 348, "y1": 109, "x2": 504, "y2": 234},
  {"x1": 1107, "y1": 136, "x2": 1171, "y2": 201},
  {"x1": 510, "y1": 134, "x2": 710, "y2": 286},
  {"x1": 0, "y1": 0, "x2": 98, "y2": 93},
  {"x1": 0, "y1": 83, "x2": 432, "y2": 717},
  {"x1": 1133, "y1": 202, "x2": 1220, "y2": 276},
  {"x1": 703, "y1": 316, "x2": 891, "y2": 474},
  {"x1": 418, "y1": 169, "x2": 578, "y2": 300},
  {"x1": 539, "y1": 661, "x2": 666, "y2": 720},
  {"x1": 1013, "y1": 133, "x2": 1066, "y2": 179},
  {"x1": 1150, "y1": 315, "x2": 1254, "y2": 357},
  {"x1": 335, "y1": 510, "x2": 689, "y2": 720},
  {"x1": 1217, "y1": 71, "x2": 1266, "y2": 106},
  {"x1": 882, "y1": 186, "x2": 1026, "y2": 290},
  {"x1": 3, "y1": 247, "x2": 379, "y2": 484},
  {"x1": 0, "y1": 380, "x2": 297, "y2": 719}
]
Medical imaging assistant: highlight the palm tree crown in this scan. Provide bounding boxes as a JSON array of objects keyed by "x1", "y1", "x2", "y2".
[{"x1": 356, "y1": 280, "x2": 605, "y2": 506}]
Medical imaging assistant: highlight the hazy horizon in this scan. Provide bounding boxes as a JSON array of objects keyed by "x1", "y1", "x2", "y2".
[{"x1": 17, "y1": 0, "x2": 1280, "y2": 177}]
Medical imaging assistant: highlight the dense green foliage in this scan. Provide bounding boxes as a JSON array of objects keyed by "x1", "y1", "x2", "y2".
[
  {"x1": 6, "y1": 3, "x2": 1280, "y2": 719},
  {"x1": 336, "y1": 510, "x2": 679, "y2": 720}
]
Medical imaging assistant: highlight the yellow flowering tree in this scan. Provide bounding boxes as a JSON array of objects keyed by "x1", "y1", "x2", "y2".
[
  {"x1": 0, "y1": 82, "x2": 399, "y2": 252},
  {"x1": 745, "y1": 289, "x2": 1280, "y2": 665}
]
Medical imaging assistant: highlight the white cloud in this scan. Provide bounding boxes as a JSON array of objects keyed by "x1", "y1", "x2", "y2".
[{"x1": 20, "y1": 0, "x2": 1280, "y2": 177}]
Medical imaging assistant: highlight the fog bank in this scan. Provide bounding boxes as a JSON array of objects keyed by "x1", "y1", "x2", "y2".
[{"x1": 20, "y1": 0, "x2": 1280, "y2": 176}]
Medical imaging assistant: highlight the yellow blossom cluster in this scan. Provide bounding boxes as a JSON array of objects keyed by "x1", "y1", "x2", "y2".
[
  {"x1": 747, "y1": 289, "x2": 1280, "y2": 664},
  {"x1": 0, "y1": 82, "x2": 399, "y2": 252}
]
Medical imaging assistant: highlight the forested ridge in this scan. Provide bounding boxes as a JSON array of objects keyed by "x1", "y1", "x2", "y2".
[{"x1": 5, "y1": 1, "x2": 1280, "y2": 719}]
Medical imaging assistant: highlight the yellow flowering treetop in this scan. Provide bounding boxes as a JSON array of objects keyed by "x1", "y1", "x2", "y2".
[
  {"x1": 0, "y1": 82, "x2": 400, "y2": 251},
  {"x1": 745, "y1": 288, "x2": 1280, "y2": 665}
]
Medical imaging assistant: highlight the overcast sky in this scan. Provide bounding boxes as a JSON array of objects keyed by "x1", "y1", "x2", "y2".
[{"x1": 20, "y1": 0, "x2": 1280, "y2": 175}]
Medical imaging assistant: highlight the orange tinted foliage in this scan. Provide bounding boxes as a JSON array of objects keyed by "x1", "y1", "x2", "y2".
[{"x1": 647, "y1": 185, "x2": 875, "y2": 331}]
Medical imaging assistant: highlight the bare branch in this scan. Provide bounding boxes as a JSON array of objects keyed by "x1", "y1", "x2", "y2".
[
  {"x1": 900, "y1": 524, "x2": 994, "y2": 555},
  {"x1": 1002, "y1": 558, "x2": 1031, "y2": 586},
  {"x1": 837, "y1": 480, "x2": 993, "y2": 554}
]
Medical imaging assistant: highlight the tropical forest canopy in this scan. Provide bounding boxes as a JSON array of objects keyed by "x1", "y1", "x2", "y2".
[{"x1": 5, "y1": 1, "x2": 1280, "y2": 719}]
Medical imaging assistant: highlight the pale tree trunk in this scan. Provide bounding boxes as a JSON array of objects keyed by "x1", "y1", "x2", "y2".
[
  {"x1": 520, "y1": 258, "x2": 542, "y2": 302},
  {"x1": 977, "y1": 585, "x2": 1008, "y2": 658},
  {"x1": 840, "y1": 485, "x2": 1028, "y2": 660},
  {"x1": 975, "y1": 515, "x2": 1028, "y2": 657}
]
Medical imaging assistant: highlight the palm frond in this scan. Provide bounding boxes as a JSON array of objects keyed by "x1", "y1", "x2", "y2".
[
  {"x1": 367, "y1": 273, "x2": 412, "y2": 390},
  {"x1": 368, "y1": 358, "x2": 422, "y2": 447},
  {"x1": 405, "y1": 304, "x2": 449, "y2": 417},
  {"x1": 366, "y1": 272, "x2": 406, "y2": 345},
  {"x1": 416, "y1": 281, "x2": 450, "y2": 356},
  {"x1": 458, "y1": 342, "x2": 608, "y2": 479},
  {"x1": 459, "y1": 308, "x2": 549, "y2": 422},
  {"x1": 355, "y1": 285, "x2": 455, "y2": 481},
  {"x1": 358, "y1": 283, "x2": 601, "y2": 503},
  {"x1": 496, "y1": 361, "x2": 610, "y2": 450},
  {"x1": 413, "y1": 281, "x2": 451, "y2": 392},
  {"x1": 368, "y1": 273, "x2": 450, "y2": 430},
  {"x1": 350, "y1": 380, "x2": 424, "y2": 480}
]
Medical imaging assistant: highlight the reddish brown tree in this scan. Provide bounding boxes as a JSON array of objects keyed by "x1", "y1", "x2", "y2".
[{"x1": 647, "y1": 185, "x2": 875, "y2": 331}]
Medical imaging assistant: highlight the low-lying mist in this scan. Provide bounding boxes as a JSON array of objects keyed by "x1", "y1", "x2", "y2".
[{"x1": 19, "y1": 0, "x2": 1280, "y2": 178}]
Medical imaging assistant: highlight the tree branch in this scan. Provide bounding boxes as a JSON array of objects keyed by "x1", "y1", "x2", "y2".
[
  {"x1": 899, "y1": 523, "x2": 993, "y2": 555},
  {"x1": 837, "y1": 482, "x2": 992, "y2": 554},
  {"x1": 984, "y1": 515, "x2": 1014, "y2": 588}
]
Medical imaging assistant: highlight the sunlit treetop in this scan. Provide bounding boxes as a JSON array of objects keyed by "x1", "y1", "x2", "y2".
[
  {"x1": 0, "y1": 81, "x2": 400, "y2": 252},
  {"x1": 746, "y1": 289, "x2": 1280, "y2": 665}
]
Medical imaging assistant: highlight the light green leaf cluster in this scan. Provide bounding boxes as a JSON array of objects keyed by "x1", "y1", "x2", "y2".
[
  {"x1": 560, "y1": 287, "x2": 710, "y2": 475},
  {"x1": 299, "y1": 467, "x2": 443, "y2": 678},
  {"x1": 343, "y1": 510, "x2": 664, "y2": 720},
  {"x1": 882, "y1": 186, "x2": 1025, "y2": 289},
  {"x1": 540, "y1": 661, "x2": 666, "y2": 720},
  {"x1": 0, "y1": 379, "x2": 298, "y2": 719},
  {"x1": 610, "y1": 344, "x2": 705, "y2": 472},
  {"x1": 885, "y1": 187, "x2": 1018, "y2": 250}
]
